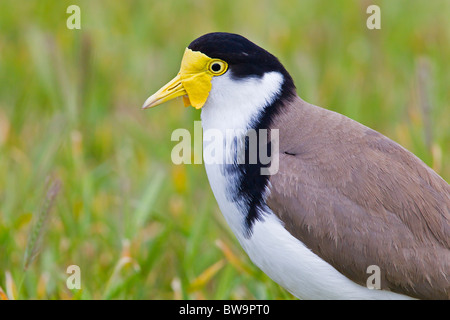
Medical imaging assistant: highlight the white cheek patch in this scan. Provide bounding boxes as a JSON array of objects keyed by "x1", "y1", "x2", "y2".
[{"x1": 201, "y1": 71, "x2": 284, "y2": 133}]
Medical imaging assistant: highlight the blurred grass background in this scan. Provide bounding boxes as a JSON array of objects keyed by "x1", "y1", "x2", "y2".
[{"x1": 0, "y1": 0, "x2": 449, "y2": 299}]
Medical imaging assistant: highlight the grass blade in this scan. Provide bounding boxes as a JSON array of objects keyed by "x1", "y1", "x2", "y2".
[{"x1": 23, "y1": 177, "x2": 61, "y2": 271}]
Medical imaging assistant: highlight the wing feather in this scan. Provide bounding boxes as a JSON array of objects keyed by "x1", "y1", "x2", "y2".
[{"x1": 267, "y1": 97, "x2": 450, "y2": 299}]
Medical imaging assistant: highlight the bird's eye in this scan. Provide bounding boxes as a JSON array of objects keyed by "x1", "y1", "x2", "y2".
[{"x1": 208, "y1": 60, "x2": 227, "y2": 75}]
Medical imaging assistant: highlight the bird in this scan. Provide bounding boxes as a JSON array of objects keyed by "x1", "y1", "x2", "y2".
[{"x1": 142, "y1": 32, "x2": 450, "y2": 300}]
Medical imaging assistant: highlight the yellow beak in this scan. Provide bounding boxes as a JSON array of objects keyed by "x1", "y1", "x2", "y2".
[{"x1": 142, "y1": 73, "x2": 189, "y2": 109}]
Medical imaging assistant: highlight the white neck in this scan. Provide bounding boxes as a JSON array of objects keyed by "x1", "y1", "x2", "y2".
[{"x1": 200, "y1": 71, "x2": 283, "y2": 238}]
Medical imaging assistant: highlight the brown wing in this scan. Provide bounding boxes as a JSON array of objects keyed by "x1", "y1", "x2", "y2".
[{"x1": 267, "y1": 96, "x2": 450, "y2": 299}]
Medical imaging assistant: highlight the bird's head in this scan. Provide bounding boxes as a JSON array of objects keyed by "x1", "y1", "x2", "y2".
[{"x1": 142, "y1": 32, "x2": 295, "y2": 111}]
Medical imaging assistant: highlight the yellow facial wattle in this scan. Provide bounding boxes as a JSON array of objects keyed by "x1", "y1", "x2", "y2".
[{"x1": 142, "y1": 48, "x2": 228, "y2": 110}]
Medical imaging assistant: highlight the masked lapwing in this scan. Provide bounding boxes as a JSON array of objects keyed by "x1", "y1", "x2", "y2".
[{"x1": 142, "y1": 32, "x2": 450, "y2": 300}]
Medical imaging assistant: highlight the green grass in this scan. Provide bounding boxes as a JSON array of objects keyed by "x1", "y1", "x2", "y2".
[{"x1": 0, "y1": 0, "x2": 448, "y2": 299}]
